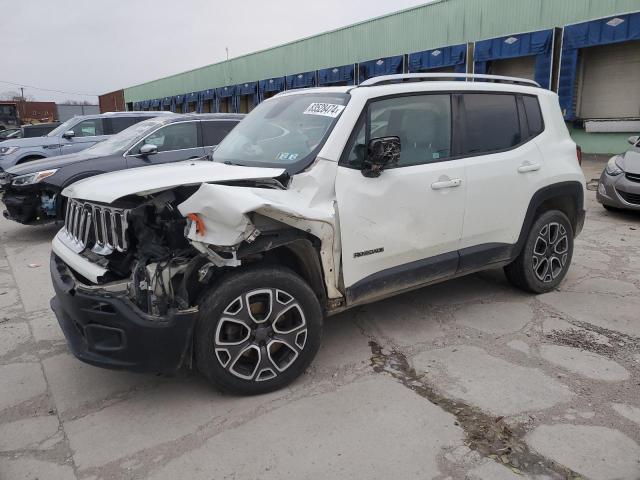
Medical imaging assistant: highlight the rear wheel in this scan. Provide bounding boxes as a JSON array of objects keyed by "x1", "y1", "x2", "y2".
[
  {"x1": 195, "y1": 266, "x2": 323, "y2": 395},
  {"x1": 504, "y1": 210, "x2": 574, "y2": 293}
]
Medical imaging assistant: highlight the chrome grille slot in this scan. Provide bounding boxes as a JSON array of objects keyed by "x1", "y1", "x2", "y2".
[{"x1": 62, "y1": 199, "x2": 129, "y2": 255}]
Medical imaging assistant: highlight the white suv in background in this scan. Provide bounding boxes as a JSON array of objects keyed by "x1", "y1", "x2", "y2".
[{"x1": 49, "y1": 74, "x2": 586, "y2": 395}]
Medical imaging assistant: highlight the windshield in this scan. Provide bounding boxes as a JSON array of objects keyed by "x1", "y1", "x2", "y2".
[
  {"x1": 213, "y1": 92, "x2": 349, "y2": 170},
  {"x1": 46, "y1": 118, "x2": 78, "y2": 137},
  {"x1": 83, "y1": 118, "x2": 165, "y2": 155}
]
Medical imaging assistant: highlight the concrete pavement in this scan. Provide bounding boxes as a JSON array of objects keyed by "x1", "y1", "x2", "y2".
[{"x1": 0, "y1": 156, "x2": 638, "y2": 479}]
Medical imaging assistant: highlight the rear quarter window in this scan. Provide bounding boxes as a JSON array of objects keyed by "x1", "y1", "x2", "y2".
[{"x1": 522, "y1": 95, "x2": 544, "y2": 137}]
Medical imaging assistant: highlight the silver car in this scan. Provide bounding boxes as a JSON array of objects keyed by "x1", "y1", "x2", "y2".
[{"x1": 597, "y1": 135, "x2": 640, "y2": 211}]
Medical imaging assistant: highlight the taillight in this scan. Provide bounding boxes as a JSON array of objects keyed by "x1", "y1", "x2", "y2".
[{"x1": 576, "y1": 145, "x2": 582, "y2": 166}]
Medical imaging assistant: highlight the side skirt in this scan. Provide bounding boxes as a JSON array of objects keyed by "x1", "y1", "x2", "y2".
[{"x1": 343, "y1": 243, "x2": 513, "y2": 309}]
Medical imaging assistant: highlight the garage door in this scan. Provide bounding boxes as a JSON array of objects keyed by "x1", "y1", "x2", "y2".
[
  {"x1": 578, "y1": 40, "x2": 640, "y2": 119},
  {"x1": 488, "y1": 56, "x2": 536, "y2": 80}
]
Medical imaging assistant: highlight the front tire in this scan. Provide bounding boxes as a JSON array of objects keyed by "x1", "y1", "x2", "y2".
[
  {"x1": 195, "y1": 266, "x2": 323, "y2": 395},
  {"x1": 504, "y1": 210, "x2": 574, "y2": 294}
]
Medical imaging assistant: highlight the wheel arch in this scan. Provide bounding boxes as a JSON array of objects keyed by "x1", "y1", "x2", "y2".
[
  {"x1": 513, "y1": 181, "x2": 584, "y2": 259},
  {"x1": 16, "y1": 154, "x2": 47, "y2": 164},
  {"x1": 236, "y1": 230, "x2": 327, "y2": 307}
]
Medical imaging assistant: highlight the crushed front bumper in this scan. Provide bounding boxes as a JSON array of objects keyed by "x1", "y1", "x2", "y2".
[
  {"x1": 2, "y1": 190, "x2": 41, "y2": 224},
  {"x1": 50, "y1": 253, "x2": 198, "y2": 373}
]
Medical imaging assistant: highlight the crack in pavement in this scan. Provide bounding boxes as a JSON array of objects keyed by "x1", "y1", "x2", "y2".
[{"x1": 368, "y1": 341, "x2": 584, "y2": 480}]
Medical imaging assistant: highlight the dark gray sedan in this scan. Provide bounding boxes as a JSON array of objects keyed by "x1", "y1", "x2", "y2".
[
  {"x1": 597, "y1": 135, "x2": 640, "y2": 211},
  {"x1": 1, "y1": 113, "x2": 243, "y2": 224}
]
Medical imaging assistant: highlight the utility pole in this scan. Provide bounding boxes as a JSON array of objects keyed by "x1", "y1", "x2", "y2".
[
  {"x1": 226, "y1": 47, "x2": 229, "y2": 60},
  {"x1": 20, "y1": 87, "x2": 24, "y2": 102}
]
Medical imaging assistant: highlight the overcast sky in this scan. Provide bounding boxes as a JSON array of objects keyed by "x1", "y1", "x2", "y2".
[{"x1": 3, "y1": 0, "x2": 428, "y2": 104}]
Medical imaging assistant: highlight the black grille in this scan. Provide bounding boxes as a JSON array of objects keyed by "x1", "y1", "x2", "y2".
[
  {"x1": 62, "y1": 199, "x2": 130, "y2": 254},
  {"x1": 625, "y1": 172, "x2": 640, "y2": 183},
  {"x1": 617, "y1": 189, "x2": 640, "y2": 205}
]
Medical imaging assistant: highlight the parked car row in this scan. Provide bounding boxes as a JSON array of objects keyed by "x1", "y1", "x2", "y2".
[
  {"x1": 1, "y1": 112, "x2": 243, "y2": 224},
  {"x1": 0, "y1": 123, "x2": 62, "y2": 142},
  {"x1": 30, "y1": 74, "x2": 591, "y2": 395}
]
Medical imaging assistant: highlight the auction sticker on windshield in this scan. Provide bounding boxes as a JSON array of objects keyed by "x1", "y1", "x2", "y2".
[{"x1": 303, "y1": 103, "x2": 345, "y2": 118}]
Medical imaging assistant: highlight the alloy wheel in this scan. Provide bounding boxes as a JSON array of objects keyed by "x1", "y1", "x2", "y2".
[
  {"x1": 531, "y1": 222, "x2": 569, "y2": 283},
  {"x1": 213, "y1": 288, "x2": 308, "y2": 382}
]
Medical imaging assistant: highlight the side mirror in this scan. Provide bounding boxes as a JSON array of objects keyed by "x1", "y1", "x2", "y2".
[
  {"x1": 628, "y1": 136, "x2": 639, "y2": 146},
  {"x1": 362, "y1": 136, "x2": 401, "y2": 178},
  {"x1": 139, "y1": 144, "x2": 158, "y2": 156},
  {"x1": 62, "y1": 130, "x2": 75, "y2": 139}
]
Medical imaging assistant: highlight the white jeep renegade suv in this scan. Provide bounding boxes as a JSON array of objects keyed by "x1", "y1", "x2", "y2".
[{"x1": 50, "y1": 74, "x2": 586, "y2": 395}]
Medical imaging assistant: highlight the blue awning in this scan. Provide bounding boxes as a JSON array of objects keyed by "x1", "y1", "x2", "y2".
[
  {"x1": 474, "y1": 29, "x2": 554, "y2": 89},
  {"x1": 162, "y1": 96, "x2": 172, "y2": 106},
  {"x1": 318, "y1": 64, "x2": 355, "y2": 86},
  {"x1": 133, "y1": 102, "x2": 141, "y2": 110},
  {"x1": 200, "y1": 89, "x2": 215, "y2": 100},
  {"x1": 174, "y1": 94, "x2": 185, "y2": 105},
  {"x1": 237, "y1": 82, "x2": 257, "y2": 96},
  {"x1": 186, "y1": 92, "x2": 199, "y2": 104},
  {"x1": 216, "y1": 85, "x2": 236, "y2": 98},
  {"x1": 409, "y1": 44, "x2": 467, "y2": 73},
  {"x1": 150, "y1": 99, "x2": 161, "y2": 108},
  {"x1": 259, "y1": 77, "x2": 286, "y2": 95},
  {"x1": 286, "y1": 71, "x2": 316, "y2": 89},
  {"x1": 358, "y1": 55, "x2": 403, "y2": 82},
  {"x1": 559, "y1": 12, "x2": 640, "y2": 120},
  {"x1": 141, "y1": 100, "x2": 150, "y2": 109}
]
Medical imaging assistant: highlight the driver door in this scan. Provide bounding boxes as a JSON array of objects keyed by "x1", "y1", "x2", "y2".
[
  {"x1": 126, "y1": 121, "x2": 205, "y2": 167},
  {"x1": 335, "y1": 93, "x2": 467, "y2": 304}
]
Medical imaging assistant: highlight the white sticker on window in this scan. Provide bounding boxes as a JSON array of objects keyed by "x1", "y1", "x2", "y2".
[
  {"x1": 303, "y1": 103, "x2": 345, "y2": 118},
  {"x1": 276, "y1": 152, "x2": 299, "y2": 161}
]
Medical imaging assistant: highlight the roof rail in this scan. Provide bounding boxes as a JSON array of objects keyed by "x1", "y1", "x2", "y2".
[{"x1": 359, "y1": 73, "x2": 541, "y2": 88}]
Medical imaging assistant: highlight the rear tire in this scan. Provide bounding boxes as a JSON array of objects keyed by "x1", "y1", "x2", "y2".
[
  {"x1": 195, "y1": 265, "x2": 323, "y2": 395},
  {"x1": 504, "y1": 210, "x2": 574, "y2": 294}
]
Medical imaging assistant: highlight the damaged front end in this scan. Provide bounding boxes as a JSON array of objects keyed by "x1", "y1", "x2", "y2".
[{"x1": 51, "y1": 160, "x2": 342, "y2": 373}]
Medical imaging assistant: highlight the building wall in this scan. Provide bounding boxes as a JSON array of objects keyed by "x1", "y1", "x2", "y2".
[
  {"x1": 18, "y1": 101, "x2": 57, "y2": 123},
  {"x1": 56, "y1": 104, "x2": 100, "y2": 122},
  {"x1": 568, "y1": 125, "x2": 633, "y2": 155},
  {"x1": 123, "y1": 0, "x2": 640, "y2": 102},
  {"x1": 98, "y1": 90, "x2": 125, "y2": 113}
]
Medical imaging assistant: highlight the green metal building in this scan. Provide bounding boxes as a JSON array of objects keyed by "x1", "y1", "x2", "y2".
[{"x1": 113, "y1": 0, "x2": 640, "y2": 153}]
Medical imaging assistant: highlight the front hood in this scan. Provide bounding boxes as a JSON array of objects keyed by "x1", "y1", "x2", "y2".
[
  {"x1": 62, "y1": 160, "x2": 287, "y2": 203},
  {"x1": 6, "y1": 151, "x2": 106, "y2": 176},
  {"x1": 620, "y1": 148, "x2": 640, "y2": 175},
  {"x1": 0, "y1": 136, "x2": 57, "y2": 149}
]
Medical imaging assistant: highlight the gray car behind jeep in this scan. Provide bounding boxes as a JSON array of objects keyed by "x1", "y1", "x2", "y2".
[
  {"x1": 597, "y1": 135, "x2": 640, "y2": 211},
  {"x1": 0, "y1": 111, "x2": 171, "y2": 172}
]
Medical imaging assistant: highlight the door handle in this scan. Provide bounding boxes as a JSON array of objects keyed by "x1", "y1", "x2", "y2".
[
  {"x1": 518, "y1": 162, "x2": 541, "y2": 173},
  {"x1": 431, "y1": 178, "x2": 462, "y2": 190}
]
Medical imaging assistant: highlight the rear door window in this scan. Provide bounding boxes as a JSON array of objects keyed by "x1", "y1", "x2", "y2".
[
  {"x1": 202, "y1": 120, "x2": 238, "y2": 146},
  {"x1": 461, "y1": 94, "x2": 521, "y2": 155}
]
